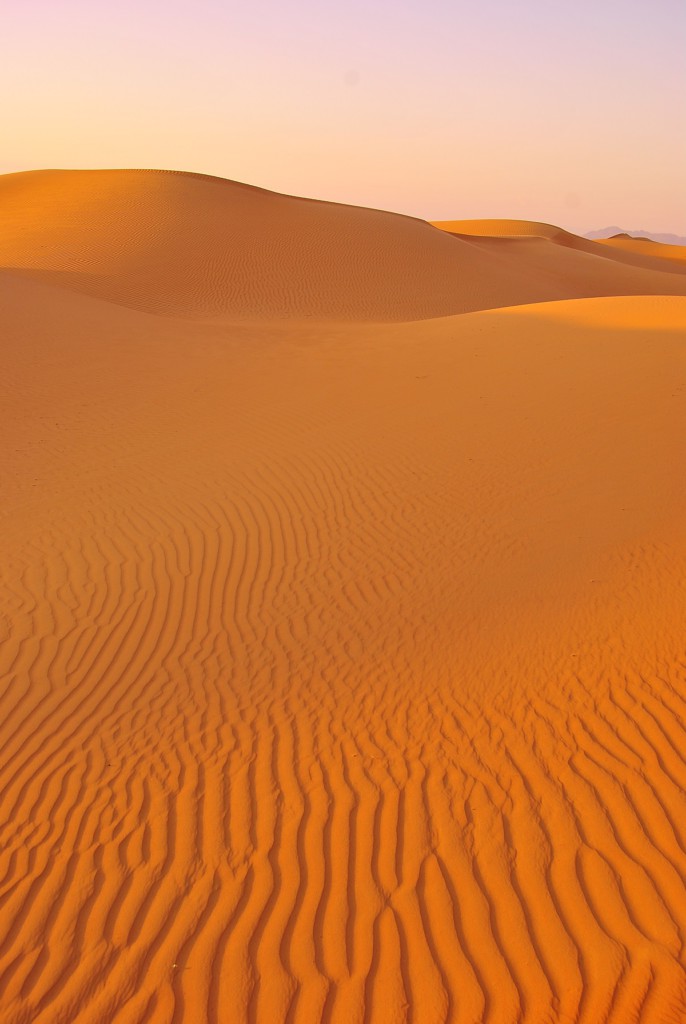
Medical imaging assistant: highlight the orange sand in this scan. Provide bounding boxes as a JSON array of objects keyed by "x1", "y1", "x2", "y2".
[{"x1": 2, "y1": 171, "x2": 686, "y2": 1023}]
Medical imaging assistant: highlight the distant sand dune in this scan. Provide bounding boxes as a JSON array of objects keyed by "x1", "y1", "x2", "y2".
[
  {"x1": 432, "y1": 217, "x2": 686, "y2": 275},
  {"x1": 597, "y1": 234, "x2": 686, "y2": 265},
  {"x1": 2, "y1": 174, "x2": 686, "y2": 1022}
]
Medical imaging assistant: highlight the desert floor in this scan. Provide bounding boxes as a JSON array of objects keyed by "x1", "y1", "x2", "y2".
[{"x1": 2, "y1": 170, "x2": 686, "y2": 1023}]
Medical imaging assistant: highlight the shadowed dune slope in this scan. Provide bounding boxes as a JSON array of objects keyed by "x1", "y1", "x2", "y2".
[
  {"x1": 1, "y1": 169, "x2": 686, "y2": 320},
  {"x1": 2, "y1": 266, "x2": 686, "y2": 1021}
]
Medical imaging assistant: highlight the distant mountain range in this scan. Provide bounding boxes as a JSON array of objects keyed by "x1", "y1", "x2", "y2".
[{"x1": 585, "y1": 227, "x2": 686, "y2": 246}]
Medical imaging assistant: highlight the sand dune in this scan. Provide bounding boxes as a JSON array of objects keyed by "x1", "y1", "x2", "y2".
[
  {"x1": 1, "y1": 170, "x2": 686, "y2": 321},
  {"x1": 586, "y1": 227, "x2": 686, "y2": 246},
  {"x1": 2, "y1": 173, "x2": 686, "y2": 1023},
  {"x1": 432, "y1": 217, "x2": 686, "y2": 275},
  {"x1": 598, "y1": 234, "x2": 686, "y2": 265}
]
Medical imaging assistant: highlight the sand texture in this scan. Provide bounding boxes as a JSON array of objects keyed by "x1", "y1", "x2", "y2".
[{"x1": 2, "y1": 170, "x2": 686, "y2": 1023}]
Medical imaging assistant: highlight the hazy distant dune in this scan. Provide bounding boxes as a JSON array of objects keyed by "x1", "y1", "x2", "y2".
[{"x1": 585, "y1": 226, "x2": 686, "y2": 245}]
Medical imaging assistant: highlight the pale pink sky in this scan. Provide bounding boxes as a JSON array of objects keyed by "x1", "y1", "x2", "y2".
[{"x1": 3, "y1": 0, "x2": 685, "y2": 234}]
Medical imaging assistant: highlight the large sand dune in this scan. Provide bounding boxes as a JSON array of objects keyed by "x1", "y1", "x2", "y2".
[
  {"x1": 1, "y1": 170, "x2": 686, "y2": 320},
  {"x1": 2, "y1": 171, "x2": 686, "y2": 1023}
]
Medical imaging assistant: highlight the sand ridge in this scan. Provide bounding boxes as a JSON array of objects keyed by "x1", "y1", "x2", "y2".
[{"x1": 2, "y1": 173, "x2": 686, "y2": 1023}]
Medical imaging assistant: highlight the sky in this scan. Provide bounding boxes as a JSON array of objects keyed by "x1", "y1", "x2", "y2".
[{"x1": 3, "y1": 0, "x2": 685, "y2": 233}]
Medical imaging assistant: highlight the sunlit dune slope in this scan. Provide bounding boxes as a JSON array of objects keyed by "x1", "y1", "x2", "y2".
[
  {"x1": 1, "y1": 169, "x2": 686, "y2": 320},
  {"x1": 2, "y1": 262, "x2": 686, "y2": 1022},
  {"x1": 432, "y1": 218, "x2": 569, "y2": 238}
]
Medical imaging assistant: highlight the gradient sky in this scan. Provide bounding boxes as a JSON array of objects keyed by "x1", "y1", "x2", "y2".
[{"x1": 3, "y1": 0, "x2": 685, "y2": 233}]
